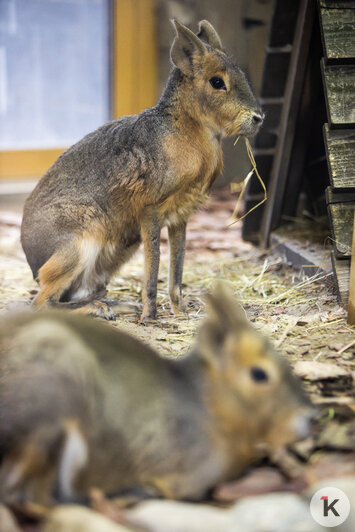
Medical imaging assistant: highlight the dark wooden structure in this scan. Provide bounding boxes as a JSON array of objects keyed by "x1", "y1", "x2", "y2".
[
  {"x1": 322, "y1": 0, "x2": 354, "y2": 308},
  {"x1": 322, "y1": 1, "x2": 355, "y2": 308},
  {"x1": 242, "y1": 0, "x2": 355, "y2": 309},
  {"x1": 242, "y1": 0, "x2": 302, "y2": 244}
]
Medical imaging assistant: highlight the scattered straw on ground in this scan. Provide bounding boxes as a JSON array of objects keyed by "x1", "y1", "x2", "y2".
[
  {"x1": 0, "y1": 191, "x2": 354, "y2": 523},
  {"x1": 1, "y1": 192, "x2": 354, "y2": 373}
]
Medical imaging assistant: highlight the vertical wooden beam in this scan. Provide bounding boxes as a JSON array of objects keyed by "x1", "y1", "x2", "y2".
[
  {"x1": 348, "y1": 212, "x2": 355, "y2": 324},
  {"x1": 113, "y1": 0, "x2": 157, "y2": 118},
  {"x1": 137, "y1": 0, "x2": 157, "y2": 111},
  {"x1": 113, "y1": 0, "x2": 136, "y2": 117}
]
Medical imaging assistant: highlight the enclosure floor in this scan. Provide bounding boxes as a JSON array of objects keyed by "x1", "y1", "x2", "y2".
[
  {"x1": 1, "y1": 190, "x2": 353, "y2": 362},
  {"x1": 0, "y1": 189, "x2": 354, "y2": 527}
]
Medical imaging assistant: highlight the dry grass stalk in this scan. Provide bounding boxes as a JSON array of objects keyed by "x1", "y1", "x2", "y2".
[{"x1": 229, "y1": 137, "x2": 267, "y2": 225}]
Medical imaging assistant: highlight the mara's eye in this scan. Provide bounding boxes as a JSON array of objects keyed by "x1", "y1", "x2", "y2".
[
  {"x1": 209, "y1": 76, "x2": 226, "y2": 90},
  {"x1": 250, "y1": 366, "x2": 268, "y2": 383}
]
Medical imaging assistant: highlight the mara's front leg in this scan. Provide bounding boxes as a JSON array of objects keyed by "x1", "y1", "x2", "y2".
[
  {"x1": 141, "y1": 209, "x2": 161, "y2": 321},
  {"x1": 168, "y1": 222, "x2": 186, "y2": 315}
]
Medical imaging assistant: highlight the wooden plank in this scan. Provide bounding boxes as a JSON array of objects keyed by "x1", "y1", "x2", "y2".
[
  {"x1": 319, "y1": 5, "x2": 355, "y2": 63},
  {"x1": 348, "y1": 212, "x2": 355, "y2": 322},
  {"x1": 113, "y1": 0, "x2": 136, "y2": 117},
  {"x1": 324, "y1": 124, "x2": 355, "y2": 188},
  {"x1": 137, "y1": 0, "x2": 157, "y2": 112},
  {"x1": 320, "y1": 1, "x2": 355, "y2": 10},
  {"x1": 271, "y1": 229, "x2": 332, "y2": 277},
  {"x1": 260, "y1": 0, "x2": 316, "y2": 245},
  {"x1": 331, "y1": 251, "x2": 350, "y2": 307},
  {"x1": 321, "y1": 62, "x2": 355, "y2": 127},
  {"x1": 0, "y1": 149, "x2": 64, "y2": 180},
  {"x1": 113, "y1": 0, "x2": 157, "y2": 118},
  {"x1": 328, "y1": 202, "x2": 355, "y2": 257},
  {"x1": 326, "y1": 188, "x2": 355, "y2": 203}
]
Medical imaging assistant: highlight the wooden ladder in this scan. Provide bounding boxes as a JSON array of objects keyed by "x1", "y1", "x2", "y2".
[{"x1": 242, "y1": 0, "x2": 355, "y2": 315}]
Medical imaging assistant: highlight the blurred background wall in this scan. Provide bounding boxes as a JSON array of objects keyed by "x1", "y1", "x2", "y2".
[{"x1": 0, "y1": 0, "x2": 274, "y2": 186}]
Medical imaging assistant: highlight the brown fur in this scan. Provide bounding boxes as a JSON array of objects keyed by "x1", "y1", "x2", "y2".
[
  {"x1": 21, "y1": 20, "x2": 263, "y2": 321},
  {"x1": 35, "y1": 246, "x2": 80, "y2": 307},
  {"x1": 0, "y1": 284, "x2": 313, "y2": 505}
]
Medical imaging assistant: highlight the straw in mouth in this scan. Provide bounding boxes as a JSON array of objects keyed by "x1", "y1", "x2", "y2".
[{"x1": 229, "y1": 137, "x2": 267, "y2": 226}]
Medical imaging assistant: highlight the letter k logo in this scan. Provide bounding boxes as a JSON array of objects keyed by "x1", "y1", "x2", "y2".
[
  {"x1": 321, "y1": 496, "x2": 340, "y2": 517},
  {"x1": 311, "y1": 487, "x2": 350, "y2": 527}
]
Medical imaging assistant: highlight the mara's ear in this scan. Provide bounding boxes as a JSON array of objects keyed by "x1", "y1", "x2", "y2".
[
  {"x1": 196, "y1": 282, "x2": 248, "y2": 370},
  {"x1": 204, "y1": 281, "x2": 247, "y2": 328},
  {"x1": 197, "y1": 20, "x2": 223, "y2": 51},
  {"x1": 170, "y1": 19, "x2": 206, "y2": 76}
]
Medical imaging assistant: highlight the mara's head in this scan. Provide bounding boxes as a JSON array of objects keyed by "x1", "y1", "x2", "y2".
[
  {"x1": 196, "y1": 283, "x2": 314, "y2": 450},
  {"x1": 169, "y1": 20, "x2": 263, "y2": 137}
]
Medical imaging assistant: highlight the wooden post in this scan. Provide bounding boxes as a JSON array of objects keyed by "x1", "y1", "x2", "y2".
[
  {"x1": 113, "y1": 0, "x2": 157, "y2": 118},
  {"x1": 348, "y1": 212, "x2": 355, "y2": 324}
]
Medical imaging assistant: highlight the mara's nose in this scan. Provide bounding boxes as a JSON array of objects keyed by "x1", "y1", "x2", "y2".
[{"x1": 252, "y1": 113, "x2": 264, "y2": 124}]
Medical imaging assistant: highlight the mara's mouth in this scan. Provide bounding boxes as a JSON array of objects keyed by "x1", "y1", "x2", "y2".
[{"x1": 222, "y1": 116, "x2": 262, "y2": 138}]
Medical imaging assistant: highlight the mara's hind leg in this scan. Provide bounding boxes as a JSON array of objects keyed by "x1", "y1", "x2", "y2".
[
  {"x1": 34, "y1": 236, "x2": 141, "y2": 320},
  {"x1": 68, "y1": 238, "x2": 142, "y2": 320},
  {"x1": 34, "y1": 244, "x2": 80, "y2": 308},
  {"x1": 0, "y1": 419, "x2": 88, "y2": 506},
  {"x1": 34, "y1": 242, "x2": 115, "y2": 320}
]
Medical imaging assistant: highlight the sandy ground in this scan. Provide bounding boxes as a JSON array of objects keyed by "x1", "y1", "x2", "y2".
[
  {"x1": 0, "y1": 190, "x2": 354, "y2": 530},
  {"x1": 1, "y1": 190, "x2": 354, "y2": 363}
]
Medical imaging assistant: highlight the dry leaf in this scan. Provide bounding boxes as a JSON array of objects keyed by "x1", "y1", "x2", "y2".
[
  {"x1": 213, "y1": 468, "x2": 284, "y2": 501},
  {"x1": 213, "y1": 467, "x2": 306, "y2": 502},
  {"x1": 290, "y1": 437, "x2": 315, "y2": 460},
  {"x1": 268, "y1": 447, "x2": 305, "y2": 480},
  {"x1": 305, "y1": 452, "x2": 355, "y2": 485},
  {"x1": 90, "y1": 489, "x2": 147, "y2": 530},
  {"x1": 318, "y1": 421, "x2": 355, "y2": 451},
  {"x1": 294, "y1": 361, "x2": 349, "y2": 381}
]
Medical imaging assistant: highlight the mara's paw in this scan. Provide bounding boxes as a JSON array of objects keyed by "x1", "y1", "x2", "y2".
[
  {"x1": 102, "y1": 297, "x2": 141, "y2": 314},
  {"x1": 74, "y1": 301, "x2": 116, "y2": 321},
  {"x1": 140, "y1": 307, "x2": 157, "y2": 324},
  {"x1": 91, "y1": 301, "x2": 116, "y2": 320},
  {"x1": 169, "y1": 289, "x2": 184, "y2": 316}
]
